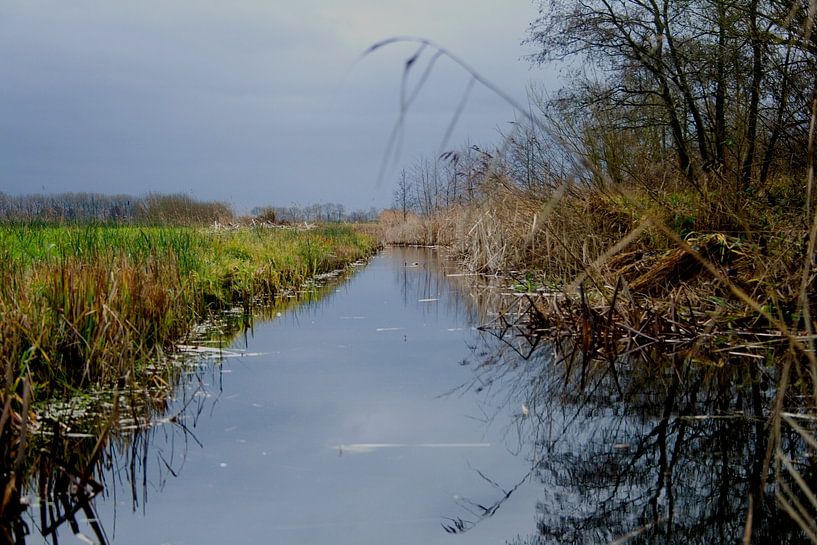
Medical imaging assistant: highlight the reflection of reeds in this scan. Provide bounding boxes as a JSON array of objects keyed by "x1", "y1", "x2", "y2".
[
  {"x1": 461, "y1": 300, "x2": 814, "y2": 544},
  {"x1": 0, "y1": 223, "x2": 377, "y2": 543},
  {"x1": 0, "y1": 375, "x2": 30, "y2": 545}
]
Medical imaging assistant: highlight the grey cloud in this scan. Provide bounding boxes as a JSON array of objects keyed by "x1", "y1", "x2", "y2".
[{"x1": 0, "y1": 1, "x2": 541, "y2": 210}]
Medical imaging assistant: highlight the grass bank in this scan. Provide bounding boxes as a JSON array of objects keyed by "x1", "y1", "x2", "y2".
[{"x1": 0, "y1": 223, "x2": 378, "y2": 398}]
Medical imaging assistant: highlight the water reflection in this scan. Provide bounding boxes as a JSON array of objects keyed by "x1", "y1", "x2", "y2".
[
  {"x1": 1, "y1": 265, "x2": 357, "y2": 545},
  {"x1": 11, "y1": 247, "x2": 809, "y2": 545},
  {"x1": 4, "y1": 249, "x2": 543, "y2": 545},
  {"x1": 461, "y1": 297, "x2": 816, "y2": 544}
]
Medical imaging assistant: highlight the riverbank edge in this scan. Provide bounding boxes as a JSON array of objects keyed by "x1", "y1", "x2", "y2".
[
  {"x1": 0, "y1": 224, "x2": 381, "y2": 538},
  {"x1": 0, "y1": 223, "x2": 380, "y2": 401}
]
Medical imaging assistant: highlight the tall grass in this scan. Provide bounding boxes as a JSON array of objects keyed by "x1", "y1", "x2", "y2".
[
  {"x1": 0, "y1": 224, "x2": 377, "y2": 397},
  {"x1": 0, "y1": 223, "x2": 377, "y2": 536}
]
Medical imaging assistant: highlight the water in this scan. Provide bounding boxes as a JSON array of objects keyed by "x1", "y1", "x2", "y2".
[
  {"x1": 14, "y1": 247, "x2": 816, "y2": 545},
  {"x1": 21, "y1": 247, "x2": 541, "y2": 545}
]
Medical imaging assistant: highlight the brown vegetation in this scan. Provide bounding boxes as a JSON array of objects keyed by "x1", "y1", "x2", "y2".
[{"x1": 377, "y1": 1, "x2": 817, "y2": 539}]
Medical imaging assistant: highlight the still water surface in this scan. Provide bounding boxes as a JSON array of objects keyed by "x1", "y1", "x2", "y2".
[
  {"x1": 35, "y1": 247, "x2": 541, "y2": 544},
  {"x1": 25, "y1": 246, "x2": 812, "y2": 545}
]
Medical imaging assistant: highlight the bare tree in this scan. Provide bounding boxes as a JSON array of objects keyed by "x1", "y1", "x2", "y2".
[
  {"x1": 392, "y1": 169, "x2": 414, "y2": 220},
  {"x1": 526, "y1": 0, "x2": 816, "y2": 193}
]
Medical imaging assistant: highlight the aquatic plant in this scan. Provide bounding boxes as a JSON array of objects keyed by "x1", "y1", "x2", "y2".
[{"x1": 0, "y1": 224, "x2": 377, "y2": 396}]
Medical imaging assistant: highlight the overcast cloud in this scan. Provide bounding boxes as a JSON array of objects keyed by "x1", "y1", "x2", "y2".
[{"x1": 0, "y1": 1, "x2": 548, "y2": 212}]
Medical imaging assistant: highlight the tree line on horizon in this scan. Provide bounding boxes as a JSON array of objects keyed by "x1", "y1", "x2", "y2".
[{"x1": 0, "y1": 192, "x2": 380, "y2": 225}]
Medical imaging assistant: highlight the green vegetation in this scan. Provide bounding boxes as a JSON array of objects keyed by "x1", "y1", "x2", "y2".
[
  {"x1": 0, "y1": 224, "x2": 377, "y2": 398},
  {"x1": 0, "y1": 188, "x2": 382, "y2": 540}
]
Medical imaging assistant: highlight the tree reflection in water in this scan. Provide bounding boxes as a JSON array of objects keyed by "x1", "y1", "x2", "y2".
[{"x1": 453, "y1": 299, "x2": 815, "y2": 545}]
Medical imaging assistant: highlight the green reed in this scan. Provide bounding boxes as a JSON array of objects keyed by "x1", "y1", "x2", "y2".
[{"x1": 0, "y1": 224, "x2": 378, "y2": 398}]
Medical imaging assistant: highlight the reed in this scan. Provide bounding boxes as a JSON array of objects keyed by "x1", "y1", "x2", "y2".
[
  {"x1": 0, "y1": 223, "x2": 378, "y2": 399},
  {"x1": 369, "y1": 8, "x2": 817, "y2": 537},
  {"x1": 373, "y1": 37, "x2": 817, "y2": 535}
]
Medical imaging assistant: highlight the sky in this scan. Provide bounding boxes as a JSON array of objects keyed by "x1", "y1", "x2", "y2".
[{"x1": 0, "y1": 1, "x2": 550, "y2": 213}]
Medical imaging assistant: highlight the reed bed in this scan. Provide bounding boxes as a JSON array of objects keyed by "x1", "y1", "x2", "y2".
[
  {"x1": 0, "y1": 226, "x2": 373, "y2": 543},
  {"x1": 0, "y1": 224, "x2": 377, "y2": 397},
  {"x1": 378, "y1": 209, "x2": 458, "y2": 247},
  {"x1": 384, "y1": 176, "x2": 817, "y2": 541}
]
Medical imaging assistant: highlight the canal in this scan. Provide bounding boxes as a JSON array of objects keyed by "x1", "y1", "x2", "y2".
[
  {"x1": 27, "y1": 247, "x2": 540, "y2": 544},
  {"x1": 18, "y1": 246, "x2": 814, "y2": 545}
]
